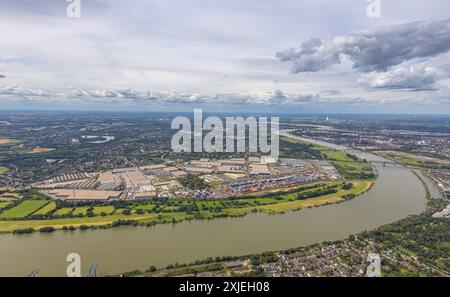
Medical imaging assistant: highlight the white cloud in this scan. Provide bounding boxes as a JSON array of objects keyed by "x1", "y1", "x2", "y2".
[
  {"x1": 0, "y1": 84, "x2": 365, "y2": 107},
  {"x1": 0, "y1": 84, "x2": 50, "y2": 97},
  {"x1": 277, "y1": 19, "x2": 450, "y2": 73},
  {"x1": 358, "y1": 65, "x2": 439, "y2": 91}
]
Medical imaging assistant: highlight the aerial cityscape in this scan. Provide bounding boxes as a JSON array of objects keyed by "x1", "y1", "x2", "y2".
[
  {"x1": 0, "y1": 0, "x2": 449, "y2": 285},
  {"x1": 0, "y1": 112, "x2": 448, "y2": 277}
]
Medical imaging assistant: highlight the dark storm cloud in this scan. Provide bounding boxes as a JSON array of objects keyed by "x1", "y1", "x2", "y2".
[{"x1": 277, "y1": 19, "x2": 450, "y2": 73}]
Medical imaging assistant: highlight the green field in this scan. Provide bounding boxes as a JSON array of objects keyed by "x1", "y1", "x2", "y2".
[
  {"x1": 53, "y1": 208, "x2": 74, "y2": 216},
  {"x1": 15, "y1": 148, "x2": 56, "y2": 154},
  {"x1": 168, "y1": 199, "x2": 194, "y2": 206},
  {"x1": 113, "y1": 208, "x2": 129, "y2": 215},
  {"x1": 231, "y1": 180, "x2": 372, "y2": 214},
  {"x1": 0, "y1": 187, "x2": 17, "y2": 192},
  {"x1": 320, "y1": 150, "x2": 353, "y2": 161},
  {"x1": 72, "y1": 207, "x2": 90, "y2": 216},
  {"x1": 133, "y1": 204, "x2": 157, "y2": 211},
  {"x1": 196, "y1": 200, "x2": 226, "y2": 209},
  {"x1": 0, "y1": 192, "x2": 20, "y2": 199},
  {"x1": 333, "y1": 161, "x2": 372, "y2": 171},
  {"x1": 0, "y1": 201, "x2": 13, "y2": 209},
  {"x1": 33, "y1": 202, "x2": 57, "y2": 216},
  {"x1": 0, "y1": 166, "x2": 9, "y2": 174},
  {"x1": 282, "y1": 137, "x2": 352, "y2": 161},
  {"x1": 161, "y1": 205, "x2": 181, "y2": 211},
  {"x1": 332, "y1": 161, "x2": 375, "y2": 179},
  {"x1": 0, "y1": 200, "x2": 49, "y2": 219},
  {"x1": 0, "y1": 212, "x2": 167, "y2": 233},
  {"x1": 93, "y1": 206, "x2": 115, "y2": 215}
]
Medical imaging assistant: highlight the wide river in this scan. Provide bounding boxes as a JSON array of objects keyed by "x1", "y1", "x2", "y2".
[{"x1": 0, "y1": 132, "x2": 432, "y2": 276}]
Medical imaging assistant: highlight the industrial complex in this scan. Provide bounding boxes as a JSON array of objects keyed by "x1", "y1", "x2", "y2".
[{"x1": 37, "y1": 156, "x2": 340, "y2": 202}]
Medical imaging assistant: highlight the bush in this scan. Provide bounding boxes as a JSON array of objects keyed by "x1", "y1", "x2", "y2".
[
  {"x1": 13, "y1": 228, "x2": 34, "y2": 235},
  {"x1": 146, "y1": 266, "x2": 157, "y2": 272},
  {"x1": 112, "y1": 219, "x2": 138, "y2": 227},
  {"x1": 39, "y1": 226, "x2": 55, "y2": 233},
  {"x1": 342, "y1": 183, "x2": 354, "y2": 190}
]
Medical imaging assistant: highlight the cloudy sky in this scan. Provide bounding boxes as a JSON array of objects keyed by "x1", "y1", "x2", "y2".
[{"x1": 1, "y1": 0, "x2": 450, "y2": 113}]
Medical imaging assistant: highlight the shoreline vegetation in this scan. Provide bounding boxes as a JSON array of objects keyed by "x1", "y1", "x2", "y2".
[
  {"x1": 0, "y1": 135, "x2": 377, "y2": 234},
  {"x1": 0, "y1": 180, "x2": 373, "y2": 234}
]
